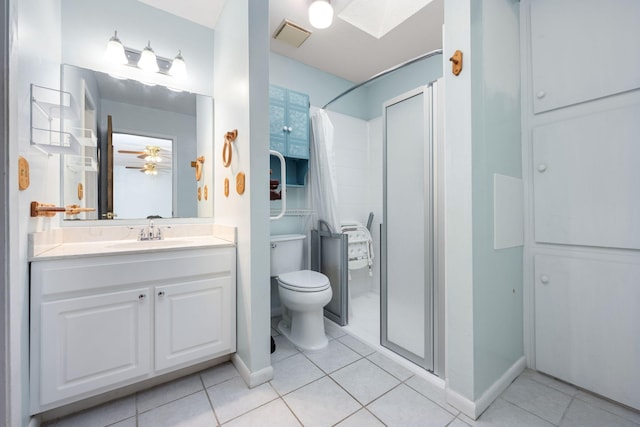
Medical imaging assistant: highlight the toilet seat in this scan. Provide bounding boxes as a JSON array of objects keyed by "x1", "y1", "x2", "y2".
[{"x1": 277, "y1": 270, "x2": 330, "y2": 292}]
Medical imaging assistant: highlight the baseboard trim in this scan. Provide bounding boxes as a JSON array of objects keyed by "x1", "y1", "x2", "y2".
[
  {"x1": 446, "y1": 356, "x2": 526, "y2": 419},
  {"x1": 231, "y1": 354, "x2": 274, "y2": 388}
]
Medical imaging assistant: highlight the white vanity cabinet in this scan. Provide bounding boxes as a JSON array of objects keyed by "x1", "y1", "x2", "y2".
[
  {"x1": 30, "y1": 246, "x2": 236, "y2": 414},
  {"x1": 154, "y1": 277, "x2": 233, "y2": 371}
]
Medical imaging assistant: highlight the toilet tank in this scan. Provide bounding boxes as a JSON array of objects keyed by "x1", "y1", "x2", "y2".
[{"x1": 270, "y1": 234, "x2": 306, "y2": 276}]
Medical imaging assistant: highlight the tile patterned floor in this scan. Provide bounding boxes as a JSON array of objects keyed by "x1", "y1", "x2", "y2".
[{"x1": 43, "y1": 319, "x2": 640, "y2": 427}]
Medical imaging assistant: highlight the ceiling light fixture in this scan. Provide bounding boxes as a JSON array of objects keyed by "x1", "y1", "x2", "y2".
[
  {"x1": 138, "y1": 41, "x2": 159, "y2": 73},
  {"x1": 309, "y1": 0, "x2": 334, "y2": 29},
  {"x1": 104, "y1": 31, "x2": 127, "y2": 65}
]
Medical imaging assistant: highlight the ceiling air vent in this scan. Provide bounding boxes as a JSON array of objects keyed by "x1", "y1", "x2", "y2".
[{"x1": 273, "y1": 19, "x2": 312, "y2": 48}]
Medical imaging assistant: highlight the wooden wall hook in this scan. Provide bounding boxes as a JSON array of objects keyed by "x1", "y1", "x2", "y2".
[
  {"x1": 190, "y1": 156, "x2": 205, "y2": 181},
  {"x1": 222, "y1": 129, "x2": 238, "y2": 168},
  {"x1": 449, "y1": 50, "x2": 463, "y2": 76}
]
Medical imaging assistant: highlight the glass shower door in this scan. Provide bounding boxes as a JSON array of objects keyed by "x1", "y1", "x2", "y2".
[{"x1": 382, "y1": 85, "x2": 434, "y2": 371}]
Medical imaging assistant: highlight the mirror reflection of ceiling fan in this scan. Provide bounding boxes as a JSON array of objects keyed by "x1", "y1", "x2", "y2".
[
  {"x1": 125, "y1": 162, "x2": 171, "y2": 175},
  {"x1": 118, "y1": 145, "x2": 171, "y2": 163}
]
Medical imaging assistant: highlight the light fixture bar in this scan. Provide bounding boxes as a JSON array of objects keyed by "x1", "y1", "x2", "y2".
[
  {"x1": 104, "y1": 32, "x2": 187, "y2": 78},
  {"x1": 120, "y1": 47, "x2": 174, "y2": 75}
]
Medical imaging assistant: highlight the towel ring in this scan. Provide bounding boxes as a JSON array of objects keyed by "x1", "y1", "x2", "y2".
[{"x1": 222, "y1": 129, "x2": 238, "y2": 168}]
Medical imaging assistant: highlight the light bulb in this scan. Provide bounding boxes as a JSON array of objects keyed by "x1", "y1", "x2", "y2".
[
  {"x1": 105, "y1": 31, "x2": 127, "y2": 65},
  {"x1": 138, "y1": 41, "x2": 159, "y2": 73},
  {"x1": 169, "y1": 50, "x2": 188, "y2": 80},
  {"x1": 309, "y1": 0, "x2": 333, "y2": 29}
]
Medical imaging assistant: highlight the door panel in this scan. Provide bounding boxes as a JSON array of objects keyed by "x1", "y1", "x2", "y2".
[
  {"x1": 530, "y1": 0, "x2": 640, "y2": 113},
  {"x1": 535, "y1": 254, "x2": 640, "y2": 409},
  {"x1": 532, "y1": 103, "x2": 640, "y2": 249},
  {"x1": 40, "y1": 288, "x2": 151, "y2": 405},
  {"x1": 382, "y1": 86, "x2": 433, "y2": 369},
  {"x1": 155, "y1": 277, "x2": 233, "y2": 371}
]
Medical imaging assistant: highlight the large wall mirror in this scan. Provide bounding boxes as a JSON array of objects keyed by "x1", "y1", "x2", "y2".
[
  {"x1": 59, "y1": 0, "x2": 215, "y2": 221},
  {"x1": 60, "y1": 64, "x2": 213, "y2": 220}
]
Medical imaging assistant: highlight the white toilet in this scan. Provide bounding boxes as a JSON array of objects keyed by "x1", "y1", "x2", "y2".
[{"x1": 270, "y1": 234, "x2": 332, "y2": 351}]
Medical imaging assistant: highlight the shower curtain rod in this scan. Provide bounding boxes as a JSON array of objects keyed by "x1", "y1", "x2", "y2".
[{"x1": 321, "y1": 48, "x2": 443, "y2": 110}]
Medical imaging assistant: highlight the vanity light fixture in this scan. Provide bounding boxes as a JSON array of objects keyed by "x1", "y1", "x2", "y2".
[
  {"x1": 104, "y1": 32, "x2": 187, "y2": 79},
  {"x1": 169, "y1": 50, "x2": 187, "y2": 80},
  {"x1": 309, "y1": 0, "x2": 334, "y2": 29},
  {"x1": 104, "y1": 31, "x2": 128, "y2": 65},
  {"x1": 138, "y1": 41, "x2": 159, "y2": 73}
]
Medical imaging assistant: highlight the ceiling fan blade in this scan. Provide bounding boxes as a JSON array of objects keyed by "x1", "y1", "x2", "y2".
[
  {"x1": 125, "y1": 166, "x2": 143, "y2": 169},
  {"x1": 118, "y1": 150, "x2": 145, "y2": 154}
]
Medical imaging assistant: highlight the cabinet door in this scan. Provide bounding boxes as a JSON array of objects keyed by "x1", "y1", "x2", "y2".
[
  {"x1": 530, "y1": 0, "x2": 640, "y2": 113},
  {"x1": 155, "y1": 276, "x2": 234, "y2": 371},
  {"x1": 269, "y1": 85, "x2": 287, "y2": 154},
  {"x1": 534, "y1": 254, "x2": 640, "y2": 410},
  {"x1": 532, "y1": 104, "x2": 640, "y2": 249},
  {"x1": 39, "y1": 288, "x2": 152, "y2": 406},
  {"x1": 286, "y1": 89, "x2": 310, "y2": 159}
]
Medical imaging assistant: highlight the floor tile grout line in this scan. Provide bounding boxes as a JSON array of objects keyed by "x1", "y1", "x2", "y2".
[
  {"x1": 556, "y1": 395, "x2": 575, "y2": 426},
  {"x1": 572, "y1": 390, "x2": 640, "y2": 423},
  {"x1": 215, "y1": 385, "x2": 281, "y2": 427},
  {"x1": 199, "y1": 371, "x2": 222, "y2": 427},
  {"x1": 325, "y1": 369, "x2": 368, "y2": 408},
  {"x1": 278, "y1": 395, "x2": 306, "y2": 427},
  {"x1": 525, "y1": 373, "x2": 577, "y2": 398},
  {"x1": 135, "y1": 387, "x2": 205, "y2": 416},
  {"x1": 401, "y1": 374, "x2": 462, "y2": 417},
  {"x1": 499, "y1": 397, "x2": 561, "y2": 426}
]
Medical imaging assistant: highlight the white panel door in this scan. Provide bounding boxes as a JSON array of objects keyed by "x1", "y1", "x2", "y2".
[
  {"x1": 532, "y1": 103, "x2": 640, "y2": 249},
  {"x1": 155, "y1": 277, "x2": 233, "y2": 371},
  {"x1": 530, "y1": 0, "x2": 640, "y2": 113},
  {"x1": 534, "y1": 254, "x2": 640, "y2": 409},
  {"x1": 39, "y1": 288, "x2": 152, "y2": 406},
  {"x1": 383, "y1": 86, "x2": 432, "y2": 368}
]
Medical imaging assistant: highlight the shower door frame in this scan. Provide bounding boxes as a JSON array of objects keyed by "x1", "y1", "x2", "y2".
[{"x1": 381, "y1": 81, "x2": 443, "y2": 376}]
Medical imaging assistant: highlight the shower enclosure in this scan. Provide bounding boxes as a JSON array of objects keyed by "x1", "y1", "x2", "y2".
[
  {"x1": 381, "y1": 82, "x2": 443, "y2": 375},
  {"x1": 312, "y1": 50, "x2": 444, "y2": 377}
]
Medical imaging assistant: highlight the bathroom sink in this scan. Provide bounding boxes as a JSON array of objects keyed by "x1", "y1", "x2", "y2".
[{"x1": 107, "y1": 239, "x2": 193, "y2": 249}]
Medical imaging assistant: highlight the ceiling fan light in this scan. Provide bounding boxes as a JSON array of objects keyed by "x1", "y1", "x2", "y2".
[
  {"x1": 169, "y1": 50, "x2": 188, "y2": 80},
  {"x1": 138, "y1": 41, "x2": 159, "y2": 73},
  {"x1": 105, "y1": 31, "x2": 128, "y2": 65},
  {"x1": 309, "y1": 0, "x2": 334, "y2": 29}
]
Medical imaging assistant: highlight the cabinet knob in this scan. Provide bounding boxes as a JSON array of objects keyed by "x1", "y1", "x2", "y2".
[
  {"x1": 287, "y1": 126, "x2": 292, "y2": 132},
  {"x1": 540, "y1": 275, "x2": 550, "y2": 284},
  {"x1": 537, "y1": 164, "x2": 547, "y2": 173},
  {"x1": 536, "y1": 90, "x2": 546, "y2": 99},
  {"x1": 282, "y1": 126, "x2": 287, "y2": 132},
  {"x1": 158, "y1": 291, "x2": 165, "y2": 297},
  {"x1": 138, "y1": 294, "x2": 146, "y2": 300}
]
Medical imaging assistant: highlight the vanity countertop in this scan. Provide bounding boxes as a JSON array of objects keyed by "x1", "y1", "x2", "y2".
[{"x1": 29, "y1": 224, "x2": 236, "y2": 261}]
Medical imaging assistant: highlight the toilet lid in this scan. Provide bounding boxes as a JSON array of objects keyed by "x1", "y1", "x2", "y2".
[{"x1": 278, "y1": 270, "x2": 330, "y2": 292}]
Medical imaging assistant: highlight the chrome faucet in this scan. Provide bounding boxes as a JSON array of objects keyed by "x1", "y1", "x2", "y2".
[{"x1": 139, "y1": 219, "x2": 163, "y2": 241}]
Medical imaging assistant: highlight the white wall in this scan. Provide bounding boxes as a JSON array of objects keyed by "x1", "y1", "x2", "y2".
[
  {"x1": 325, "y1": 110, "x2": 377, "y2": 295},
  {"x1": 213, "y1": 0, "x2": 272, "y2": 386},
  {"x1": 196, "y1": 95, "x2": 214, "y2": 217},
  {"x1": 444, "y1": 0, "x2": 523, "y2": 418},
  {"x1": 61, "y1": 0, "x2": 214, "y2": 96},
  {"x1": 443, "y1": 0, "x2": 475, "y2": 405},
  {"x1": 9, "y1": 0, "x2": 63, "y2": 424},
  {"x1": 1, "y1": 0, "x2": 8, "y2": 422}
]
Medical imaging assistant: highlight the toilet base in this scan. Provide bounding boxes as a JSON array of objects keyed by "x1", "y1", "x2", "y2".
[{"x1": 277, "y1": 310, "x2": 328, "y2": 352}]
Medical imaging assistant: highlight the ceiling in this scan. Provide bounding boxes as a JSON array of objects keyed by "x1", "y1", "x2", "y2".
[{"x1": 137, "y1": 0, "x2": 444, "y2": 84}]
